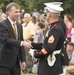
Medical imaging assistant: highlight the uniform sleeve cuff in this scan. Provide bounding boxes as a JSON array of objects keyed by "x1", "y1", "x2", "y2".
[{"x1": 41, "y1": 48, "x2": 48, "y2": 55}]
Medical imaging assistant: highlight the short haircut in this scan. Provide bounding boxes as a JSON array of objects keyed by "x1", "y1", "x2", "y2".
[
  {"x1": 24, "y1": 13, "x2": 31, "y2": 17},
  {"x1": 6, "y1": 2, "x2": 20, "y2": 12},
  {"x1": 67, "y1": 42, "x2": 74, "y2": 47}
]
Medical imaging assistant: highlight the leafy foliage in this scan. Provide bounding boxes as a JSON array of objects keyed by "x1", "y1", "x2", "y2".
[{"x1": 0, "y1": 0, "x2": 74, "y2": 16}]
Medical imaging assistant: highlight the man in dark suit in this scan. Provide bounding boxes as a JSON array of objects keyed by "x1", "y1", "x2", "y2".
[{"x1": 0, "y1": 2, "x2": 32, "y2": 75}]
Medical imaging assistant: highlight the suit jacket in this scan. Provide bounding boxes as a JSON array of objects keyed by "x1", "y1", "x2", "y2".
[{"x1": 0, "y1": 18, "x2": 26, "y2": 68}]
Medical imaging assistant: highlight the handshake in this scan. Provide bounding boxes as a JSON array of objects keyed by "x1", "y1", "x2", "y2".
[{"x1": 21, "y1": 40, "x2": 32, "y2": 49}]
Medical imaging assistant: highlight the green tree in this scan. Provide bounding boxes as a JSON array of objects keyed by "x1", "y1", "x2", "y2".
[
  {"x1": 0, "y1": 0, "x2": 74, "y2": 16},
  {"x1": 64, "y1": 0, "x2": 74, "y2": 16}
]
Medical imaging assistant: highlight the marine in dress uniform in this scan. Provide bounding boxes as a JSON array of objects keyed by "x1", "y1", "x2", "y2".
[{"x1": 31, "y1": 2, "x2": 67, "y2": 75}]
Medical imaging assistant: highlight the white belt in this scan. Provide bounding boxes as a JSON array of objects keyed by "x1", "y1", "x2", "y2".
[{"x1": 47, "y1": 50, "x2": 61, "y2": 66}]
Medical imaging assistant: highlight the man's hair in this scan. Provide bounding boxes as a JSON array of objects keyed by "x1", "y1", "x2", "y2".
[
  {"x1": 66, "y1": 15, "x2": 73, "y2": 21},
  {"x1": 67, "y1": 42, "x2": 74, "y2": 47},
  {"x1": 24, "y1": 13, "x2": 31, "y2": 18},
  {"x1": 31, "y1": 16, "x2": 36, "y2": 24},
  {"x1": 6, "y1": 2, "x2": 20, "y2": 12},
  {"x1": 37, "y1": 22, "x2": 45, "y2": 29}
]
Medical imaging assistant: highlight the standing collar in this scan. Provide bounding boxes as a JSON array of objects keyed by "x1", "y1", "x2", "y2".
[
  {"x1": 50, "y1": 21, "x2": 60, "y2": 28},
  {"x1": 50, "y1": 21, "x2": 60, "y2": 25}
]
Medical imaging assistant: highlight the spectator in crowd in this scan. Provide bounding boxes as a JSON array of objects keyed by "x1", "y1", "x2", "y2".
[
  {"x1": 66, "y1": 42, "x2": 74, "y2": 75},
  {"x1": 22, "y1": 13, "x2": 36, "y2": 41},
  {"x1": 31, "y1": 16, "x2": 38, "y2": 33},
  {"x1": 33, "y1": 22, "x2": 45, "y2": 43},
  {"x1": 64, "y1": 15, "x2": 73, "y2": 42},
  {"x1": 22, "y1": 13, "x2": 36, "y2": 73},
  {"x1": 71, "y1": 20, "x2": 74, "y2": 43}
]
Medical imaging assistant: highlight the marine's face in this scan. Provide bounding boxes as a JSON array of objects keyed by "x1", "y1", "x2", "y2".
[
  {"x1": 45, "y1": 11, "x2": 51, "y2": 22},
  {"x1": 8, "y1": 6, "x2": 20, "y2": 21}
]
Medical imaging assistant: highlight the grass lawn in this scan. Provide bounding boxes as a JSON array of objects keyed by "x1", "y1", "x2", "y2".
[{"x1": 21, "y1": 73, "x2": 37, "y2": 75}]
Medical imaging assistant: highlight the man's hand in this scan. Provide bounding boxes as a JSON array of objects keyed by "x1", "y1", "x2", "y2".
[
  {"x1": 22, "y1": 41, "x2": 32, "y2": 49},
  {"x1": 20, "y1": 62, "x2": 26, "y2": 71}
]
